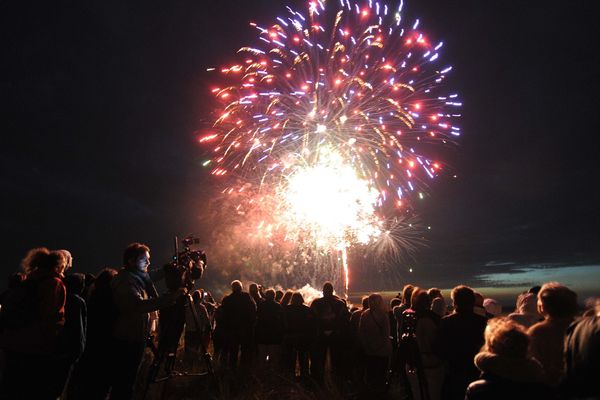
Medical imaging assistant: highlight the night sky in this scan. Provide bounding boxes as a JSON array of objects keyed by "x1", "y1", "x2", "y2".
[{"x1": 2, "y1": 0, "x2": 599, "y2": 302}]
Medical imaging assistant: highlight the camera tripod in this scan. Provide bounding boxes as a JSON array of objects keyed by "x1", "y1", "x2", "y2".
[{"x1": 142, "y1": 291, "x2": 217, "y2": 400}]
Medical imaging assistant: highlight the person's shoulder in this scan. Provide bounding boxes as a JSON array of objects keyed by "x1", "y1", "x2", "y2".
[
  {"x1": 310, "y1": 297, "x2": 323, "y2": 307},
  {"x1": 528, "y1": 320, "x2": 548, "y2": 336}
]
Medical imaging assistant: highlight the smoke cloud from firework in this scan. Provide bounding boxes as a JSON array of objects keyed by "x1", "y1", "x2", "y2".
[{"x1": 199, "y1": 0, "x2": 460, "y2": 291}]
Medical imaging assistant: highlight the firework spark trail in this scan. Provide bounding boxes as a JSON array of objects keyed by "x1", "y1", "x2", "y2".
[{"x1": 202, "y1": 0, "x2": 460, "y2": 293}]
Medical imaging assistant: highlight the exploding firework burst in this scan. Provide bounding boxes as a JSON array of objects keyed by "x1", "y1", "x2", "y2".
[
  {"x1": 201, "y1": 0, "x2": 460, "y2": 293},
  {"x1": 203, "y1": 0, "x2": 460, "y2": 208}
]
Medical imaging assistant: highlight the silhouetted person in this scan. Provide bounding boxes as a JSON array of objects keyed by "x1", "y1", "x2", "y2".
[
  {"x1": 183, "y1": 290, "x2": 211, "y2": 369},
  {"x1": 283, "y1": 292, "x2": 314, "y2": 378},
  {"x1": 68, "y1": 267, "x2": 118, "y2": 399},
  {"x1": 402, "y1": 288, "x2": 443, "y2": 400},
  {"x1": 350, "y1": 296, "x2": 370, "y2": 389},
  {"x1": 528, "y1": 282, "x2": 577, "y2": 386},
  {"x1": 465, "y1": 318, "x2": 555, "y2": 400},
  {"x1": 393, "y1": 284, "x2": 415, "y2": 340},
  {"x1": 56, "y1": 272, "x2": 88, "y2": 396},
  {"x1": 0, "y1": 248, "x2": 67, "y2": 399},
  {"x1": 562, "y1": 298, "x2": 600, "y2": 399},
  {"x1": 255, "y1": 289, "x2": 285, "y2": 368},
  {"x1": 221, "y1": 280, "x2": 257, "y2": 370},
  {"x1": 358, "y1": 293, "x2": 391, "y2": 398},
  {"x1": 310, "y1": 282, "x2": 350, "y2": 384},
  {"x1": 434, "y1": 285, "x2": 487, "y2": 400}
]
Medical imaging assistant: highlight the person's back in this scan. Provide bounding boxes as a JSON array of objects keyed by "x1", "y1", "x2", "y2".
[
  {"x1": 562, "y1": 299, "x2": 600, "y2": 399},
  {"x1": 466, "y1": 318, "x2": 556, "y2": 400},
  {"x1": 435, "y1": 285, "x2": 487, "y2": 400},
  {"x1": 527, "y1": 282, "x2": 577, "y2": 385},
  {"x1": 221, "y1": 280, "x2": 257, "y2": 368},
  {"x1": 67, "y1": 268, "x2": 118, "y2": 400},
  {"x1": 309, "y1": 282, "x2": 350, "y2": 382},
  {"x1": 311, "y1": 293, "x2": 349, "y2": 336},
  {"x1": 285, "y1": 302, "x2": 313, "y2": 337},
  {"x1": 221, "y1": 288, "x2": 257, "y2": 333},
  {"x1": 256, "y1": 294, "x2": 285, "y2": 345}
]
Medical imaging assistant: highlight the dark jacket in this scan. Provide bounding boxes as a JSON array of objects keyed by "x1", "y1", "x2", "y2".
[
  {"x1": 310, "y1": 294, "x2": 350, "y2": 336},
  {"x1": 561, "y1": 313, "x2": 600, "y2": 399},
  {"x1": 111, "y1": 268, "x2": 175, "y2": 343},
  {"x1": 465, "y1": 352, "x2": 556, "y2": 400},
  {"x1": 434, "y1": 310, "x2": 487, "y2": 399},
  {"x1": 255, "y1": 298, "x2": 285, "y2": 345},
  {"x1": 221, "y1": 290, "x2": 257, "y2": 334},
  {"x1": 61, "y1": 293, "x2": 87, "y2": 363},
  {"x1": 284, "y1": 303, "x2": 315, "y2": 342}
]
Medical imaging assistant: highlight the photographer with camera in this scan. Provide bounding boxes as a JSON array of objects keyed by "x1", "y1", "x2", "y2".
[{"x1": 109, "y1": 243, "x2": 185, "y2": 400}]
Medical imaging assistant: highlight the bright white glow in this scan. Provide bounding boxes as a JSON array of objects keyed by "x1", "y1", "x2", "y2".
[
  {"x1": 316, "y1": 124, "x2": 327, "y2": 133},
  {"x1": 281, "y1": 146, "x2": 381, "y2": 248}
]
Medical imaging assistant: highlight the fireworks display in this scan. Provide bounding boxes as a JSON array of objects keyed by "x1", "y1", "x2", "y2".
[{"x1": 201, "y1": 0, "x2": 460, "y2": 293}]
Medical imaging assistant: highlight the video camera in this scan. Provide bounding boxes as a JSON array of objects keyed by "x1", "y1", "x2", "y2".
[{"x1": 164, "y1": 235, "x2": 206, "y2": 291}]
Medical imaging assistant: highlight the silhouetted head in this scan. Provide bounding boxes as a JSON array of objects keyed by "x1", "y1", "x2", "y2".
[
  {"x1": 323, "y1": 282, "x2": 334, "y2": 297},
  {"x1": 427, "y1": 288, "x2": 442, "y2": 300},
  {"x1": 451, "y1": 285, "x2": 476, "y2": 312},
  {"x1": 402, "y1": 284, "x2": 415, "y2": 305},
  {"x1": 265, "y1": 289, "x2": 276, "y2": 301},
  {"x1": 249, "y1": 283, "x2": 259, "y2": 295},
  {"x1": 63, "y1": 273, "x2": 86, "y2": 297},
  {"x1": 368, "y1": 293, "x2": 385, "y2": 314},
  {"x1": 291, "y1": 292, "x2": 304, "y2": 305},
  {"x1": 231, "y1": 280, "x2": 243, "y2": 293},
  {"x1": 192, "y1": 290, "x2": 202, "y2": 303},
  {"x1": 275, "y1": 290, "x2": 284, "y2": 302},
  {"x1": 280, "y1": 290, "x2": 293, "y2": 305},
  {"x1": 410, "y1": 287, "x2": 431, "y2": 312}
]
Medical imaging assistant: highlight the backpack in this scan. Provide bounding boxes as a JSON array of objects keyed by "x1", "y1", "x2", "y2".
[{"x1": 0, "y1": 277, "x2": 47, "y2": 331}]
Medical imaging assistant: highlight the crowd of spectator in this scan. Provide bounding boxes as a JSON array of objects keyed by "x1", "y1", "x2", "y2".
[{"x1": 0, "y1": 244, "x2": 599, "y2": 400}]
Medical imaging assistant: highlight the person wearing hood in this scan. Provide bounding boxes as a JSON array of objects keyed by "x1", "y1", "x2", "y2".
[{"x1": 466, "y1": 318, "x2": 556, "y2": 400}]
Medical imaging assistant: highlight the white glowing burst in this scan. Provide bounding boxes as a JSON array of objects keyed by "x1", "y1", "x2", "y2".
[{"x1": 280, "y1": 146, "x2": 382, "y2": 249}]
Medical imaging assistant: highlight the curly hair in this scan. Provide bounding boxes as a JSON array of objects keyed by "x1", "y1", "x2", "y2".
[
  {"x1": 20, "y1": 247, "x2": 50, "y2": 275},
  {"x1": 483, "y1": 317, "x2": 530, "y2": 358}
]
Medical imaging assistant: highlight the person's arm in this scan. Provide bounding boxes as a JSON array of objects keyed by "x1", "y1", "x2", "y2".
[{"x1": 113, "y1": 280, "x2": 182, "y2": 314}]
